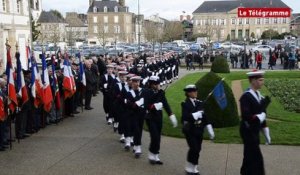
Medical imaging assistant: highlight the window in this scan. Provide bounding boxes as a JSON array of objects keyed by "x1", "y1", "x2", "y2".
[
  {"x1": 114, "y1": 6, "x2": 118, "y2": 12},
  {"x1": 93, "y1": 26, "x2": 98, "y2": 33},
  {"x1": 283, "y1": 18, "x2": 287, "y2": 24},
  {"x1": 17, "y1": 0, "x2": 21, "y2": 13},
  {"x1": 93, "y1": 16, "x2": 97, "y2": 23},
  {"x1": 257, "y1": 18, "x2": 261, "y2": 25},
  {"x1": 231, "y1": 18, "x2": 236, "y2": 25},
  {"x1": 114, "y1": 16, "x2": 119, "y2": 23},
  {"x1": 246, "y1": 18, "x2": 249, "y2": 24},
  {"x1": 93, "y1": 6, "x2": 97, "y2": 13},
  {"x1": 104, "y1": 6, "x2": 107, "y2": 12},
  {"x1": 212, "y1": 19, "x2": 216, "y2": 25},
  {"x1": 282, "y1": 28, "x2": 286, "y2": 33},
  {"x1": 36, "y1": 0, "x2": 40, "y2": 10},
  {"x1": 2, "y1": 0, "x2": 6, "y2": 12},
  {"x1": 220, "y1": 19, "x2": 225, "y2": 25},
  {"x1": 114, "y1": 25, "x2": 120, "y2": 33},
  {"x1": 104, "y1": 25, "x2": 108, "y2": 33},
  {"x1": 104, "y1": 16, "x2": 108, "y2": 23},
  {"x1": 221, "y1": 29, "x2": 225, "y2": 37},
  {"x1": 238, "y1": 18, "x2": 242, "y2": 25},
  {"x1": 278, "y1": 18, "x2": 281, "y2": 24},
  {"x1": 274, "y1": 18, "x2": 278, "y2": 24},
  {"x1": 265, "y1": 18, "x2": 269, "y2": 24}
]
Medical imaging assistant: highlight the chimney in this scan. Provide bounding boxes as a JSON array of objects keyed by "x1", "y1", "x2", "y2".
[
  {"x1": 187, "y1": 15, "x2": 191, "y2": 21},
  {"x1": 119, "y1": 0, "x2": 125, "y2": 6}
]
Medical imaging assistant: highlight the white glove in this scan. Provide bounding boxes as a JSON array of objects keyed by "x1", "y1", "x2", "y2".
[
  {"x1": 192, "y1": 111, "x2": 203, "y2": 120},
  {"x1": 155, "y1": 72, "x2": 159, "y2": 76},
  {"x1": 169, "y1": 114, "x2": 178, "y2": 128},
  {"x1": 152, "y1": 72, "x2": 155, "y2": 76},
  {"x1": 142, "y1": 77, "x2": 149, "y2": 85},
  {"x1": 262, "y1": 127, "x2": 271, "y2": 145},
  {"x1": 158, "y1": 69, "x2": 162, "y2": 74},
  {"x1": 135, "y1": 98, "x2": 144, "y2": 107},
  {"x1": 206, "y1": 124, "x2": 215, "y2": 140},
  {"x1": 154, "y1": 102, "x2": 163, "y2": 110},
  {"x1": 124, "y1": 99, "x2": 127, "y2": 104},
  {"x1": 167, "y1": 67, "x2": 171, "y2": 72},
  {"x1": 172, "y1": 65, "x2": 176, "y2": 71},
  {"x1": 256, "y1": 112, "x2": 266, "y2": 123},
  {"x1": 104, "y1": 83, "x2": 108, "y2": 89}
]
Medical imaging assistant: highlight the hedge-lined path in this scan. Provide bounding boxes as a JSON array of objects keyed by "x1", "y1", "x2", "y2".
[{"x1": 0, "y1": 68, "x2": 299, "y2": 175}]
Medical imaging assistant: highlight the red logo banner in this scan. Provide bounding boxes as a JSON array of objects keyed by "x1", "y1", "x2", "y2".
[{"x1": 238, "y1": 8, "x2": 291, "y2": 18}]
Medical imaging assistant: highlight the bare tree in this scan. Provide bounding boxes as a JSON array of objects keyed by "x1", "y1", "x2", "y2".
[
  {"x1": 144, "y1": 21, "x2": 164, "y2": 50},
  {"x1": 197, "y1": 17, "x2": 223, "y2": 42},
  {"x1": 48, "y1": 24, "x2": 62, "y2": 47},
  {"x1": 162, "y1": 21, "x2": 184, "y2": 42},
  {"x1": 96, "y1": 24, "x2": 110, "y2": 48},
  {"x1": 65, "y1": 26, "x2": 80, "y2": 47}
]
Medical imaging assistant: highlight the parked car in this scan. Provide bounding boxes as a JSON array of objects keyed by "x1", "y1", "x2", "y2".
[
  {"x1": 251, "y1": 45, "x2": 274, "y2": 53},
  {"x1": 220, "y1": 42, "x2": 243, "y2": 49}
]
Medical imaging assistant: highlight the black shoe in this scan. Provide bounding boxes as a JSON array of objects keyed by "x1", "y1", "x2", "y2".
[
  {"x1": 113, "y1": 127, "x2": 118, "y2": 133},
  {"x1": 85, "y1": 107, "x2": 93, "y2": 110},
  {"x1": 124, "y1": 145, "x2": 130, "y2": 151},
  {"x1": 0, "y1": 147, "x2": 5, "y2": 151},
  {"x1": 23, "y1": 134, "x2": 30, "y2": 138},
  {"x1": 155, "y1": 160, "x2": 163, "y2": 165},
  {"x1": 149, "y1": 159, "x2": 156, "y2": 165},
  {"x1": 135, "y1": 153, "x2": 141, "y2": 159}
]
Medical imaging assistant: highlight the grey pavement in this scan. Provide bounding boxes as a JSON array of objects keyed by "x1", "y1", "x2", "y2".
[{"x1": 0, "y1": 69, "x2": 300, "y2": 175}]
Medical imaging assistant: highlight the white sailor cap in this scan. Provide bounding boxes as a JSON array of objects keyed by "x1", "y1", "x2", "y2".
[
  {"x1": 184, "y1": 84, "x2": 197, "y2": 92},
  {"x1": 137, "y1": 64, "x2": 143, "y2": 68},
  {"x1": 107, "y1": 64, "x2": 115, "y2": 69},
  {"x1": 118, "y1": 71, "x2": 128, "y2": 75},
  {"x1": 246, "y1": 70, "x2": 265, "y2": 79},
  {"x1": 130, "y1": 76, "x2": 142, "y2": 81},
  {"x1": 149, "y1": 76, "x2": 160, "y2": 84}
]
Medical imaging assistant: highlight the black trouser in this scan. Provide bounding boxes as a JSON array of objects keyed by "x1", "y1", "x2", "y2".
[
  {"x1": 103, "y1": 93, "x2": 110, "y2": 114},
  {"x1": 124, "y1": 111, "x2": 134, "y2": 138},
  {"x1": 73, "y1": 90, "x2": 81, "y2": 111},
  {"x1": 117, "y1": 105, "x2": 126, "y2": 134},
  {"x1": 64, "y1": 96, "x2": 74, "y2": 116},
  {"x1": 256, "y1": 63, "x2": 262, "y2": 70},
  {"x1": 15, "y1": 111, "x2": 27, "y2": 138},
  {"x1": 289, "y1": 60, "x2": 295, "y2": 70},
  {"x1": 133, "y1": 112, "x2": 145, "y2": 146},
  {"x1": 184, "y1": 131, "x2": 203, "y2": 165},
  {"x1": 146, "y1": 115, "x2": 162, "y2": 154},
  {"x1": 240, "y1": 123, "x2": 265, "y2": 175},
  {"x1": 85, "y1": 90, "x2": 93, "y2": 108}
]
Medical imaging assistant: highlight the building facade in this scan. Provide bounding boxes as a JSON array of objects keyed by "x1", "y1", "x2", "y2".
[
  {"x1": 193, "y1": 0, "x2": 291, "y2": 42},
  {"x1": 65, "y1": 12, "x2": 88, "y2": 45},
  {"x1": 0, "y1": 0, "x2": 39, "y2": 72},
  {"x1": 87, "y1": 0, "x2": 134, "y2": 45},
  {"x1": 30, "y1": 0, "x2": 42, "y2": 21},
  {"x1": 37, "y1": 11, "x2": 67, "y2": 45}
]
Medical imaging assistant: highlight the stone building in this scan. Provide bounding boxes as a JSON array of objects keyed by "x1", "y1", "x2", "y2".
[
  {"x1": 87, "y1": 0, "x2": 134, "y2": 45},
  {"x1": 193, "y1": 0, "x2": 291, "y2": 41}
]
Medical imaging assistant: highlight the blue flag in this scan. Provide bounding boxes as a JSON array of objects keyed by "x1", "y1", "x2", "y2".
[{"x1": 212, "y1": 81, "x2": 227, "y2": 110}]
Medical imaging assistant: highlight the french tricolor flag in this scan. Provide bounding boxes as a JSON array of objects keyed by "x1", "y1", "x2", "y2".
[
  {"x1": 77, "y1": 53, "x2": 86, "y2": 86},
  {"x1": 63, "y1": 57, "x2": 76, "y2": 99},
  {"x1": 16, "y1": 52, "x2": 29, "y2": 106},
  {"x1": 41, "y1": 54, "x2": 53, "y2": 112},
  {"x1": 31, "y1": 57, "x2": 43, "y2": 108},
  {"x1": 5, "y1": 47, "x2": 18, "y2": 113}
]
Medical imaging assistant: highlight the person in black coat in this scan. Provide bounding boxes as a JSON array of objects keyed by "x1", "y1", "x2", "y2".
[
  {"x1": 239, "y1": 70, "x2": 270, "y2": 175},
  {"x1": 145, "y1": 76, "x2": 177, "y2": 165},
  {"x1": 84, "y1": 60, "x2": 96, "y2": 110},
  {"x1": 181, "y1": 85, "x2": 215, "y2": 175}
]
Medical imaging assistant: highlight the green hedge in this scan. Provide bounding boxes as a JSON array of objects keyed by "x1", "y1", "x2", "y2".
[
  {"x1": 211, "y1": 55, "x2": 230, "y2": 73},
  {"x1": 196, "y1": 72, "x2": 239, "y2": 128}
]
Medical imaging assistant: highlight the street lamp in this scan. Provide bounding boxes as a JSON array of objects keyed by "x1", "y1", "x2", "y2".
[
  {"x1": 137, "y1": 0, "x2": 141, "y2": 56},
  {"x1": 243, "y1": 37, "x2": 246, "y2": 69}
]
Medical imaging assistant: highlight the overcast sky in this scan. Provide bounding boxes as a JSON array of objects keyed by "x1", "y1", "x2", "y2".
[{"x1": 43, "y1": 0, "x2": 300, "y2": 20}]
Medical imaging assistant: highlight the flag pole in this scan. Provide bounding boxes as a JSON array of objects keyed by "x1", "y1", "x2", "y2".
[
  {"x1": 6, "y1": 39, "x2": 13, "y2": 150},
  {"x1": 203, "y1": 78, "x2": 226, "y2": 103}
]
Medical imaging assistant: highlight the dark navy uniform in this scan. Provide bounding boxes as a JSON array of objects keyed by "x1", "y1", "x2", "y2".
[{"x1": 239, "y1": 88, "x2": 266, "y2": 175}]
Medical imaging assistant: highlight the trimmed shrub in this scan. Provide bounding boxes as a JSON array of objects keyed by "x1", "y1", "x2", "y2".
[
  {"x1": 196, "y1": 72, "x2": 239, "y2": 128},
  {"x1": 211, "y1": 55, "x2": 230, "y2": 73}
]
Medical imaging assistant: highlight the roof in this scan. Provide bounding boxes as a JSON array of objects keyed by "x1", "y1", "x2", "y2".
[
  {"x1": 193, "y1": 0, "x2": 290, "y2": 14},
  {"x1": 37, "y1": 11, "x2": 66, "y2": 23},
  {"x1": 65, "y1": 12, "x2": 86, "y2": 27},
  {"x1": 87, "y1": 0, "x2": 128, "y2": 13}
]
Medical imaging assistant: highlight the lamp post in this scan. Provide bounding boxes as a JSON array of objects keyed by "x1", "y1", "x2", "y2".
[
  {"x1": 137, "y1": 0, "x2": 141, "y2": 56},
  {"x1": 243, "y1": 37, "x2": 246, "y2": 69}
]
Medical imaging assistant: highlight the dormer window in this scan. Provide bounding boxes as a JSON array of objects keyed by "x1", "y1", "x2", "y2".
[
  {"x1": 104, "y1": 6, "x2": 107, "y2": 12},
  {"x1": 114, "y1": 6, "x2": 118, "y2": 12},
  {"x1": 93, "y1": 6, "x2": 97, "y2": 13}
]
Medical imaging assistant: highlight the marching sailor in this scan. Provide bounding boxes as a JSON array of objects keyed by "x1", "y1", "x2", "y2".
[
  {"x1": 145, "y1": 76, "x2": 178, "y2": 165},
  {"x1": 239, "y1": 70, "x2": 270, "y2": 175},
  {"x1": 181, "y1": 85, "x2": 215, "y2": 175}
]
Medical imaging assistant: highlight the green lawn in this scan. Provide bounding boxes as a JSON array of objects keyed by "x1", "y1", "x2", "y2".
[{"x1": 162, "y1": 70, "x2": 300, "y2": 145}]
